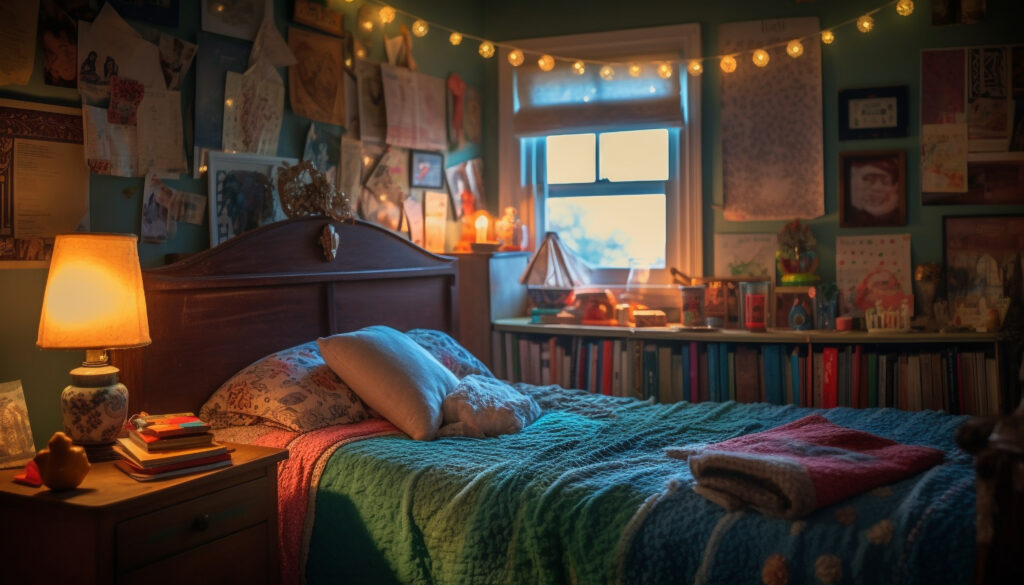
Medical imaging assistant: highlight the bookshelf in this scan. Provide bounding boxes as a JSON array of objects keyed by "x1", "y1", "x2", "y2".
[{"x1": 492, "y1": 317, "x2": 1019, "y2": 416}]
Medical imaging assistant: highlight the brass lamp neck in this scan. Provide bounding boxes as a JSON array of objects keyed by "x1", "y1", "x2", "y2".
[
  {"x1": 82, "y1": 349, "x2": 110, "y2": 367},
  {"x1": 71, "y1": 349, "x2": 119, "y2": 387}
]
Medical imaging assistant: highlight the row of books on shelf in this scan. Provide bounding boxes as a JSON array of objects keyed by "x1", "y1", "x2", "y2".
[
  {"x1": 492, "y1": 332, "x2": 1009, "y2": 416},
  {"x1": 114, "y1": 413, "x2": 232, "y2": 481}
]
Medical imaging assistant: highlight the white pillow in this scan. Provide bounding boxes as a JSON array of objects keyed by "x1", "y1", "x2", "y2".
[
  {"x1": 318, "y1": 326, "x2": 459, "y2": 441},
  {"x1": 438, "y1": 375, "x2": 541, "y2": 438}
]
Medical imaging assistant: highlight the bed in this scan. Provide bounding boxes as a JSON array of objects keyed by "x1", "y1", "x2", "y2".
[{"x1": 115, "y1": 217, "x2": 993, "y2": 585}]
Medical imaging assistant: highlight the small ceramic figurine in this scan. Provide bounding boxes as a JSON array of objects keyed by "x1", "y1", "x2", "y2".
[{"x1": 33, "y1": 431, "x2": 90, "y2": 491}]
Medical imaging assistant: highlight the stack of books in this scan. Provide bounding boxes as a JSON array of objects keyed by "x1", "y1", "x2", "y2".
[{"x1": 113, "y1": 413, "x2": 231, "y2": 481}]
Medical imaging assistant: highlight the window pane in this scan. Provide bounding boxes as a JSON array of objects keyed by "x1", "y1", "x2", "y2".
[
  {"x1": 599, "y1": 129, "x2": 668, "y2": 182},
  {"x1": 546, "y1": 194, "x2": 665, "y2": 268},
  {"x1": 546, "y1": 134, "x2": 595, "y2": 184}
]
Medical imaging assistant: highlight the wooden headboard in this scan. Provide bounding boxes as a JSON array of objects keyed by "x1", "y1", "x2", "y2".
[{"x1": 113, "y1": 218, "x2": 458, "y2": 416}]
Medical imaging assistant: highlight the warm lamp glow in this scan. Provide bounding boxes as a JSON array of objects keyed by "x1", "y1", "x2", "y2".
[
  {"x1": 37, "y1": 234, "x2": 150, "y2": 350},
  {"x1": 821, "y1": 30, "x2": 835, "y2": 44},
  {"x1": 752, "y1": 49, "x2": 770, "y2": 67},
  {"x1": 449, "y1": 31, "x2": 463, "y2": 45},
  {"x1": 857, "y1": 15, "x2": 874, "y2": 33},
  {"x1": 475, "y1": 214, "x2": 490, "y2": 243},
  {"x1": 538, "y1": 54, "x2": 555, "y2": 71},
  {"x1": 508, "y1": 49, "x2": 525, "y2": 67},
  {"x1": 687, "y1": 60, "x2": 703, "y2": 76},
  {"x1": 411, "y1": 19, "x2": 429, "y2": 37},
  {"x1": 599, "y1": 65, "x2": 615, "y2": 80},
  {"x1": 720, "y1": 55, "x2": 737, "y2": 73},
  {"x1": 478, "y1": 41, "x2": 495, "y2": 59},
  {"x1": 786, "y1": 39, "x2": 804, "y2": 58},
  {"x1": 896, "y1": 0, "x2": 914, "y2": 16},
  {"x1": 572, "y1": 60, "x2": 586, "y2": 75}
]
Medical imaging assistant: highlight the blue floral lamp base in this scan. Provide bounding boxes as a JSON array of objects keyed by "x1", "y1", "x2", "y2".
[{"x1": 60, "y1": 364, "x2": 129, "y2": 462}]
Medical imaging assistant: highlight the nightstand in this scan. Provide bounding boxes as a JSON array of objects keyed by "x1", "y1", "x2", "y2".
[
  {"x1": 0, "y1": 442, "x2": 287, "y2": 585},
  {"x1": 452, "y1": 251, "x2": 529, "y2": 370}
]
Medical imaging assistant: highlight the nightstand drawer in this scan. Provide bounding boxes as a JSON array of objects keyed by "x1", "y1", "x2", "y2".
[{"x1": 117, "y1": 475, "x2": 271, "y2": 570}]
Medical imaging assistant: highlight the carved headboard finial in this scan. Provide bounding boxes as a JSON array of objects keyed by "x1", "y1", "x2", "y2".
[{"x1": 320, "y1": 224, "x2": 340, "y2": 261}]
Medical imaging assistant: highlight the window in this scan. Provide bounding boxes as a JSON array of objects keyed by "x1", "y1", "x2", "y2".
[{"x1": 498, "y1": 23, "x2": 703, "y2": 280}]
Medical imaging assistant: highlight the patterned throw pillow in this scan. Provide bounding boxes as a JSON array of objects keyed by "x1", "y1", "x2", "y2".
[
  {"x1": 405, "y1": 329, "x2": 494, "y2": 379},
  {"x1": 199, "y1": 341, "x2": 370, "y2": 431}
]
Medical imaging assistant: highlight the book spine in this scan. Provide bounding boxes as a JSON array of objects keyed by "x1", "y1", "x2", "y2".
[
  {"x1": 601, "y1": 340, "x2": 614, "y2": 396},
  {"x1": 822, "y1": 347, "x2": 838, "y2": 408},
  {"x1": 867, "y1": 350, "x2": 878, "y2": 408},
  {"x1": 643, "y1": 343, "x2": 658, "y2": 401}
]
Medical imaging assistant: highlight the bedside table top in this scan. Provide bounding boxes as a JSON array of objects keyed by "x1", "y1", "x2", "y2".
[{"x1": 0, "y1": 442, "x2": 287, "y2": 509}]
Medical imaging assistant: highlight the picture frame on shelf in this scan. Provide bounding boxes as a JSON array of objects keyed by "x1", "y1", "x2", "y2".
[
  {"x1": 207, "y1": 151, "x2": 298, "y2": 248},
  {"x1": 838, "y1": 150, "x2": 907, "y2": 228},
  {"x1": 838, "y1": 86, "x2": 908, "y2": 140},
  {"x1": 0, "y1": 380, "x2": 35, "y2": 470},
  {"x1": 942, "y1": 214, "x2": 1024, "y2": 329},
  {"x1": 410, "y1": 150, "x2": 444, "y2": 189},
  {"x1": 773, "y1": 286, "x2": 815, "y2": 329}
]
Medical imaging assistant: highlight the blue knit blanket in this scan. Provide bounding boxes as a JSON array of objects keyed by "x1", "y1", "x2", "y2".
[{"x1": 305, "y1": 389, "x2": 974, "y2": 585}]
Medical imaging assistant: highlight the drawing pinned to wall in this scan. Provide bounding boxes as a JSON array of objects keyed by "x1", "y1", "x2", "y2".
[
  {"x1": 39, "y1": 0, "x2": 98, "y2": 88},
  {"x1": 222, "y1": 60, "x2": 284, "y2": 156},
  {"x1": 360, "y1": 146, "x2": 409, "y2": 232},
  {"x1": 713, "y1": 233, "x2": 776, "y2": 281},
  {"x1": 303, "y1": 123, "x2": 341, "y2": 189},
  {"x1": 289, "y1": 27, "x2": 346, "y2": 126},
  {"x1": 76, "y1": 3, "x2": 162, "y2": 106},
  {"x1": 207, "y1": 151, "x2": 297, "y2": 247},
  {"x1": 381, "y1": 64, "x2": 447, "y2": 152},
  {"x1": 836, "y1": 234, "x2": 913, "y2": 318},
  {"x1": 141, "y1": 172, "x2": 174, "y2": 243},
  {"x1": 158, "y1": 33, "x2": 196, "y2": 90},
  {"x1": 719, "y1": 17, "x2": 824, "y2": 221},
  {"x1": 83, "y1": 105, "x2": 137, "y2": 176},
  {"x1": 921, "y1": 124, "x2": 968, "y2": 193},
  {"x1": 107, "y1": 76, "x2": 145, "y2": 125},
  {"x1": 201, "y1": 0, "x2": 264, "y2": 41},
  {"x1": 356, "y1": 59, "x2": 386, "y2": 144},
  {"x1": 193, "y1": 32, "x2": 250, "y2": 177}
]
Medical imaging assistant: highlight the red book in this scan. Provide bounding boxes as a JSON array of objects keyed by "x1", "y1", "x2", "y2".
[
  {"x1": 601, "y1": 340, "x2": 613, "y2": 396},
  {"x1": 822, "y1": 347, "x2": 838, "y2": 408},
  {"x1": 134, "y1": 412, "x2": 210, "y2": 437}
]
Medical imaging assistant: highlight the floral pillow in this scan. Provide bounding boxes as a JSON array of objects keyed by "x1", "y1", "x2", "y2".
[
  {"x1": 405, "y1": 329, "x2": 494, "y2": 379},
  {"x1": 199, "y1": 341, "x2": 371, "y2": 432}
]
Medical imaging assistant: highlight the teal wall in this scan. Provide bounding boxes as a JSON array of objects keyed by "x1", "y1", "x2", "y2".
[
  {"x1": 481, "y1": 0, "x2": 1024, "y2": 281},
  {"x1": 0, "y1": 0, "x2": 485, "y2": 448}
]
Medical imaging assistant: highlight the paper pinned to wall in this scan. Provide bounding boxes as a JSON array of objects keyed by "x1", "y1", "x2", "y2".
[
  {"x1": 921, "y1": 123, "x2": 968, "y2": 193},
  {"x1": 836, "y1": 234, "x2": 913, "y2": 317},
  {"x1": 356, "y1": 59, "x2": 386, "y2": 144},
  {"x1": 423, "y1": 190, "x2": 448, "y2": 253},
  {"x1": 136, "y1": 88, "x2": 187, "y2": 177},
  {"x1": 222, "y1": 60, "x2": 284, "y2": 156},
  {"x1": 713, "y1": 233, "x2": 777, "y2": 281},
  {"x1": 288, "y1": 26, "x2": 346, "y2": 126},
  {"x1": 381, "y1": 64, "x2": 446, "y2": 152},
  {"x1": 77, "y1": 3, "x2": 162, "y2": 106},
  {"x1": 0, "y1": 0, "x2": 40, "y2": 86},
  {"x1": 83, "y1": 104, "x2": 138, "y2": 177},
  {"x1": 158, "y1": 33, "x2": 196, "y2": 90},
  {"x1": 403, "y1": 196, "x2": 424, "y2": 247},
  {"x1": 302, "y1": 122, "x2": 340, "y2": 188},
  {"x1": 719, "y1": 17, "x2": 824, "y2": 221}
]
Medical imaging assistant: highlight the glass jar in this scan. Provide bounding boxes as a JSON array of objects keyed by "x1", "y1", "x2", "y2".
[{"x1": 739, "y1": 281, "x2": 769, "y2": 331}]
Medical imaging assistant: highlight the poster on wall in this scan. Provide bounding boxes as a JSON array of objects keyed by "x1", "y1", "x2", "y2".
[
  {"x1": 381, "y1": 64, "x2": 446, "y2": 152},
  {"x1": 0, "y1": 99, "x2": 89, "y2": 267},
  {"x1": 719, "y1": 17, "x2": 824, "y2": 221},
  {"x1": 713, "y1": 233, "x2": 776, "y2": 281},
  {"x1": 288, "y1": 27, "x2": 346, "y2": 126},
  {"x1": 836, "y1": 234, "x2": 913, "y2": 318}
]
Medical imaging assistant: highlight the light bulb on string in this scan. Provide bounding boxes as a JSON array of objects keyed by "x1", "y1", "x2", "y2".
[
  {"x1": 599, "y1": 65, "x2": 615, "y2": 81},
  {"x1": 687, "y1": 60, "x2": 703, "y2": 76},
  {"x1": 657, "y1": 62, "x2": 673, "y2": 79},
  {"x1": 821, "y1": 30, "x2": 835, "y2": 44},
  {"x1": 478, "y1": 41, "x2": 495, "y2": 59},
  {"x1": 411, "y1": 20, "x2": 429, "y2": 37},
  {"x1": 752, "y1": 49, "x2": 770, "y2": 68},
  {"x1": 857, "y1": 15, "x2": 874, "y2": 33},
  {"x1": 896, "y1": 0, "x2": 914, "y2": 16},
  {"x1": 720, "y1": 55, "x2": 737, "y2": 73},
  {"x1": 628, "y1": 63, "x2": 641, "y2": 77},
  {"x1": 508, "y1": 49, "x2": 524, "y2": 67},
  {"x1": 359, "y1": 14, "x2": 374, "y2": 33},
  {"x1": 572, "y1": 60, "x2": 586, "y2": 75},
  {"x1": 355, "y1": 46, "x2": 367, "y2": 59},
  {"x1": 538, "y1": 54, "x2": 555, "y2": 71},
  {"x1": 379, "y1": 5, "x2": 396, "y2": 25},
  {"x1": 786, "y1": 39, "x2": 804, "y2": 58},
  {"x1": 449, "y1": 32, "x2": 463, "y2": 46}
]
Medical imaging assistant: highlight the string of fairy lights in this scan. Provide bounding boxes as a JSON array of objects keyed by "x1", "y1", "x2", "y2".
[{"x1": 346, "y1": 0, "x2": 916, "y2": 80}]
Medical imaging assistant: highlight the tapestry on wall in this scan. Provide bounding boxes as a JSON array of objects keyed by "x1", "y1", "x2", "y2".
[{"x1": 719, "y1": 17, "x2": 824, "y2": 221}]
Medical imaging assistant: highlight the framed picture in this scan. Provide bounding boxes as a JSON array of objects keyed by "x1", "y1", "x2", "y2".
[
  {"x1": 773, "y1": 286, "x2": 815, "y2": 329},
  {"x1": 838, "y1": 86, "x2": 908, "y2": 140},
  {"x1": 410, "y1": 150, "x2": 444, "y2": 189},
  {"x1": 207, "y1": 151, "x2": 298, "y2": 247},
  {"x1": 838, "y1": 150, "x2": 907, "y2": 228},
  {"x1": 293, "y1": 0, "x2": 345, "y2": 36},
  {"x1": 943, "y1": 215, "x2": 1024, "y2": 328},
  {"x1": 0, "y1": 380, "x2": 35, "y2": 469}
]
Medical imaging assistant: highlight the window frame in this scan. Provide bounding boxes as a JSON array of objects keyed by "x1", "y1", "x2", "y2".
[{"x1": 497, "y1": 23, "x2": 703, "y2": 283}]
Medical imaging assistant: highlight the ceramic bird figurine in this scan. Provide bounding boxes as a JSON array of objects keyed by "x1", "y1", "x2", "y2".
[{"x1": 33, "y1": 431, "x2": 90, "y2": 491}]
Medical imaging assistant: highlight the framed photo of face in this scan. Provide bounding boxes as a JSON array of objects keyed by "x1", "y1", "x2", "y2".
[{"x1": 838, "y1": 150, "x2": 907, "y2": 228}]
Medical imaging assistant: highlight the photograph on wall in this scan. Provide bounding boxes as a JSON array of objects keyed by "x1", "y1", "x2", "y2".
[
  {"x1": 836, "y1": 234, "x2": 913, "y2": 317},
  {"x1": 719, "y1": 17, "x2": 824, "y2": 221},
  {"x1": 141, "y1": 172, "x2": 174, "y2": 243},
  {"x1": 201, "y1": 0, "x2": 264, "y2": 41},
  {"x1": 410, "y1": 150, "x2": 443, "y2": 189},
  {"x1": 222, "y1": 60, "x2": 285, "y2": 156},
  {"x1": 0, "y1": 380, "x2": 35, "y2": 470},
  {"x1": 360, "y1": 146, "x2": 409, "y2": 232},
  {"x1": 207, "y1": 151, "x2": 297, "y2": 247},
  {"x1": 445, "y1": 158, "x2": 484, "y2": 218},
  {"x1": 713, "y1": 233, "x2": 776, "y2": 281},
  {"x1": 289, "y1": 27, "x2": 346, "y2": 126},
  {"x1": 39, "y1": 0, "x2": 100, "y2": 88},
  {"x1": 158, "y1": 32, "x2": 196, "y2": 91},
  {"x1": 943, "y1": 215, "x2": 1024, "y2": 329},
  {"x1": 303, "y1": 122, "x2": 341, "y2": 188},
  {"x1": 76, "y1": 3, "x2": 162, "y2": 106},
  {"x1": 838, "y1": 150, "x2": 907, "y2": 228}
]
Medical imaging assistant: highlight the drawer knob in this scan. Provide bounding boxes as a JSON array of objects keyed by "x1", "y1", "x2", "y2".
[{"x1": 192, "y1": 514, "x2": 211, "y2": 532}]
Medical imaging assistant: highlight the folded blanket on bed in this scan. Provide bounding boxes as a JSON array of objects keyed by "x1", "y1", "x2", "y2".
[{"x1": 668, "y1": 414, "x2": 945, "y2": 518}]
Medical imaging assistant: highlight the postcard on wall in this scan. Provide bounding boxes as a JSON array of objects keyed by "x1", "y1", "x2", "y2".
[
  {"x1": 381, "y1": 64, "x2": 447, "y2": 152},
  {"x1": 361, "y1": 146, "x2": 409, "y2": 232},
  {"x1": 77, "y1": 3, "x2": 162, "y2": 106},
  {"x1": 445, "y1": 158, "x2": 484, "y2": 218},
  {"x1": 250, "y1": 13, "x2": 295, "y2": 68},
  {"x1": 836, "y1": 234, "x2": 913, "y2": 317},
  {"x1": 921, "y1": 123, "x2": 968, "y2": 193},
  {"x1": 0, "y1": 99, "x2": 89, "y2": 266},
  {"x1": 136, "y1": 88, "x2": 187, "y2": 177},
  {"x1": 713, "y1": 233, "x2": 777, "y2": 281},
  {"x1": 0, "y1": 380, "x2": 36, "y2": 469},
  {"x1": 158, "y1": 32, "x2": 196, "y2": 90},
  {"x1": 40, "y1": 0, "x2": 99, "y2": 89},
  {"x1": 288, "y1": 27, "x2": 346, "y2": 126},
  {"x1": 303, "y1": 122, "x2": 341, "y2": 188},
  {"x1": 222, "y1": 60, "x2": 284, "y2": 156},
  {"x1": 84, "y1": 104, "x2": 138, "y2": 177},
  {"x1": 194, "y1": 32, "x2": 251, "y2": 163},
  {"x1": 423, "y1": 190, "x2": 448, "y2": 253},
  {"x1": 201, "y1": 0, "x2": 263, "y2": 41},
  {"x1": 719, "y1": 17, "x2": 824, "y2": 221},
  {"x1": 141, "y1": 172, "x2": 173, "y2": 243},
  {"x1": 0, "y1": 0, "x2": 39, "y2": 87},
  {"x1": 356, "y1": 59, "x2": 387, "y2": 144}
]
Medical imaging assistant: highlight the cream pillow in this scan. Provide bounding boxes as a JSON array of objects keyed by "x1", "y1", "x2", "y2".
[
  {"x1": 317, "y1": 326, "x2": 459, "y2": 441},
  {"x1": 438, "y1": 375, "x2": 541, "y2": 438}
]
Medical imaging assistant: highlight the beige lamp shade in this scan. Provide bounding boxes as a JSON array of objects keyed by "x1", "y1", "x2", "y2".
[{"x1": 37, "y1": 233, "x2": 151, "y2": 350}]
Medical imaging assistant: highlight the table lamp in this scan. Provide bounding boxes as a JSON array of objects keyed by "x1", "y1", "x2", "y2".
[{"x1": 36, "y1": 234, "x2": 150, "y2": 461}]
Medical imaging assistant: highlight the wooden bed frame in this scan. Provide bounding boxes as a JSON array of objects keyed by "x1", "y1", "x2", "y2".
[{"x1": 113, "y1": 217, "x2": 458, "y2": 416}]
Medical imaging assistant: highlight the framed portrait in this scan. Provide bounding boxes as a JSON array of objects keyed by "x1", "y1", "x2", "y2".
[
  {"x1": 838, "y1": 86, "x2": 908, "y2": 140},
  {"x1": 943, "y1": 215, "x2": 1024, "y2": 328},
  {"x1": 838, "y1": 150, "x2": 907, "y2": 228},
  {"x1": 0, "y1": 380, "x2": 36, "y2": 469},
  {"x1": 410, "y1": 150, "x2": 444, "y2": 189},
  {"x1": 207, "y1": 151, "x2": 298, "y2": 248}
]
